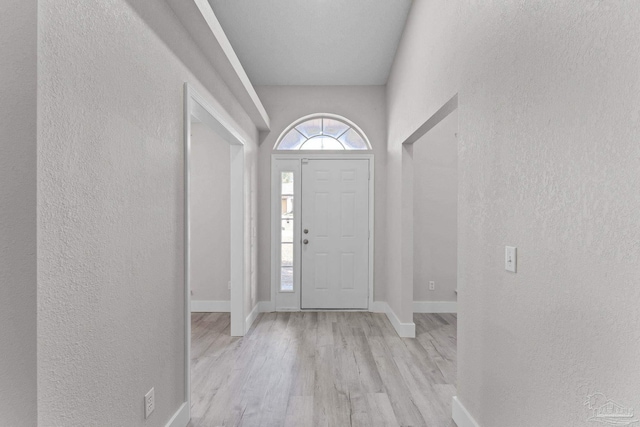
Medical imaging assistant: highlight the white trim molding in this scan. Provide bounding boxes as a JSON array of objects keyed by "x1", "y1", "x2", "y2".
[
  {"x1": 255, "y1": 300, "x2": 416, "y2": 338},
  {"x1": 165, "y1": 402, "x2": 189, "y2": 427},
  {"x1": 191, "y1": 300, "x2": 275, "y2": 315},
  {"x1": 183, "y1": 82, "x2": 248, "y2": 425},
  {"x1": 184, "y1": 82, "x2": 246, "y2": 341},
  {"x1": 258, "y1": 301, "x2": 276, "y2": 313},
  {"x1": 413, "y1": 301, "x2": 458, "y2": 313},
  {"x1": 385, "y1": 303, "x2": 416, "y2": 338},
  {"x1": 369, "y1": 301, "x2": 387, "y2": 313},
  {"x1": 372, "y1": 302, "x2": 415, "y2": 338},
  {"x1": 167, "y1": 0, "x2": 270, "y2": 130},
  {"x1": 258, "y1": 301, "x2": 275, "y2": 313},
  {"x1": 245, "y1": 303, "x2": 260, "y2": 333},
  {"x1": 452, "y1": 397, "x2": 481, "y2": 427},
  {"x1": 190, "y1": 300, "x2": 230, "y2": 312}
]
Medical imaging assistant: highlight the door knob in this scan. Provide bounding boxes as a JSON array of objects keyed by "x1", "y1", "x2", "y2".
[
  {"x1": 303, "y1": 239, "x2": 309, "y2": 244},
  {"x1": 303, "y1": 229, "x2": 309, "y2": 234}
]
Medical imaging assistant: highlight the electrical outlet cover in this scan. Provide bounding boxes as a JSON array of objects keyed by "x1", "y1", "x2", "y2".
[{"x1": 145, "y1": 388, "x2": 155, "y2": 419}]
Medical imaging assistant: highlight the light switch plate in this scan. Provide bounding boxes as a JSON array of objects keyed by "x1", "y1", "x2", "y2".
[{"x1": 505, "y1": 246, "x2": 517, "y2": 273}]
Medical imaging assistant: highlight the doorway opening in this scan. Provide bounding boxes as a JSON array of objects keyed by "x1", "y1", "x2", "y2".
[
  {"x1": 179, "y1": 83, "x2": 247, "y2": 425},
  {"x1": 401, "y1": 94, "x2": 458, "y2": 316},
  {"x1": 411, "y1": 108, "x2": 458, "y2": 312},
  {"x1": 401, "y1": 93, "x2": 459, "y2": 418}
]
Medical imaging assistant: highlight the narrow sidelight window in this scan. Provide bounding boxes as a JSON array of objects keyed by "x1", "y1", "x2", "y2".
[{"x1": 280, "y1": 172, "x2": 294, "y2": 291}]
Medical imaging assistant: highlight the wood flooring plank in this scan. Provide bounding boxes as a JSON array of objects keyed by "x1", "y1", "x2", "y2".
[
  {"x1": 288, "y1": 313, "x2": 317, "y2": 397},
  {"x1": 351, "y1": 327, "x2": 385, "y2": 394},
  {"x1": 316, "y1": 312, "x2": 334, "y2": 348},
  {"x1": 283, "y1": 395, "x2": 314, "y2": 427},
  {"x1": 365, "y1": 393, "x2": 399, "y2": 427},
  {"x1": 393, "y1": 354, "x2": 452, "y2": 425},
  {"x1": 438, "y1": 313, "x2": 457, "y2": 328},
  {"x1": 365, "y1": 327, "x2": 427, "y2": 426}
]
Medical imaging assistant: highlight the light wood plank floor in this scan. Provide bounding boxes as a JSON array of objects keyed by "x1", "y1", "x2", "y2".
[{"x1": 189, "y1": 312, "x2": 457, "y2": 427}]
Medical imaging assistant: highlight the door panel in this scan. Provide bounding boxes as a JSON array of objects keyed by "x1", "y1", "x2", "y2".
[
  {"x1": 314, "y1": 193, "x2": 329, "y2": 237},
  {"x1": 301, "y1": 159, "x2": 369, "y2": 309},
  {"x1": 314, "y1": 253, "x2": 329, "y2": 290},
  {"x1": 340, "y1": 253, "x2": 355, "y2": 289}
]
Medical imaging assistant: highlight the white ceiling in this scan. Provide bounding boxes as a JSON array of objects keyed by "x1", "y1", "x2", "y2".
[{"x1": 207, "y1": 0, "x2": 413, "y2": 86}]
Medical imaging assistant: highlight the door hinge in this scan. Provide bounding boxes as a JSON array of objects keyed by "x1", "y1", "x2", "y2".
[{"x1": 302, "y1": 158, "x2": 309, "y2": 164}]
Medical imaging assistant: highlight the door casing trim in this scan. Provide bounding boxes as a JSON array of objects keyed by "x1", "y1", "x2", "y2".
[
  {"x1": 270, "y1": 153, "x2": 375, "y2": 311},
  {"x1": 183, "y1": 82, "x2": 247, "y2": 424}
]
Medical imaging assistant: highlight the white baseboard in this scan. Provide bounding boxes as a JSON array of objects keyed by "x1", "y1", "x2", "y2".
[
  {"x1": 191, "y1": 300, "x2": 230, "y2": 312},
  {"x1": 255, "y1": 300, "x2": 415, "y2": 338},
  {"x1": 369, "y1": 301, "x2": 387, "y2": 313},
  {"x1": 258, "y1": 300, "x2": 275, "y2": 313},
  {"x1": 452, "y1": 397, "x2": 481, "y2": 427},
  {"x1": 165, "y1": 402, "x2": 189, "y2": 427},
  {"x1": 260, "y1": 301, "x2": 388, "y2": 313},
  {"x1": 245, "y1": 303, "x2": 260, "y2": 333},
  {"x1": 370, "y1": 302, "x2": 415, "y2": 337},
  {"x1": 413, "y1": 301, "x2": 457, "y2": 313},
  {"x1": 259, "y1": 300, "x2": 387, "y2": 314},
  {"x1": 384, "y1": 302, "x2": 416, "y2": 338}
]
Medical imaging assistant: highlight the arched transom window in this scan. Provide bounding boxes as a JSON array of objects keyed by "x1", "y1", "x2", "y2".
[{"x1": 275, "y1": 114, "x2": 371, "y2": 150}]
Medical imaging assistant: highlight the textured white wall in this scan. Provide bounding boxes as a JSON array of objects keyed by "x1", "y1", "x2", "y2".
[
  {"x1": 0, "y1": 0, "x2": 37, "y2": 425},
  {"x1": 255, "y1": 85, "x2": 387, "y2": 303},
  {"x1": 190, "y1": 123, "x2": 231, "y2": 302},
  {"x1": 413, "y1": 110, "x2": 458, "y2": 302},
  {"x1": 385, "y1": 0, "x2": 460, "y2": 324},
  {"x1": 37, "y1": 0, "x2": 258, "y2": 425},
  {"x1": 384, "y1": 142, "x2": 409, "y2": 321},
  {"x1": 388, "y1": 1, "x2": 640, "y2": 426}
]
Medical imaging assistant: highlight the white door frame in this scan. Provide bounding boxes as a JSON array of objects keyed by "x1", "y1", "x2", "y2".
[
  {"x1": 181, "y1": 83, "x2": 246, "y2": 424},
  {"x1": 270, "y1": 152, "x2": 375, "y2": 312}
]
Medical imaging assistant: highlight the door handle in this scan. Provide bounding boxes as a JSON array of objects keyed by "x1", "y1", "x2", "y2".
[{"x1": 303, "y1": 239, "x2": 309, "y2": 245}]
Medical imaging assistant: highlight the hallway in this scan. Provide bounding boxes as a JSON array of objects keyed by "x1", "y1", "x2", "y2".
[
  {"x1": 189, "y1": 312, "x2": 457, "y2": 426},
  {"x1": 5, "y1": 1, "x2": 640, "y2": 425}
]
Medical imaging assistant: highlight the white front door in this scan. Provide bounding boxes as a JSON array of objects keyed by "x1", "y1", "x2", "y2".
[{"x1": 300, "y1": 159, "x2": 369, "y2": 309}]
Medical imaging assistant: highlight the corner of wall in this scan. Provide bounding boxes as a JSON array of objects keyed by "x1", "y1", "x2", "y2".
[{"x1": 452, "y1": 397, "x2": 481, "y2": 427}]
